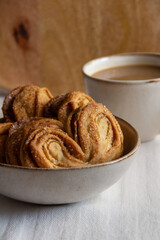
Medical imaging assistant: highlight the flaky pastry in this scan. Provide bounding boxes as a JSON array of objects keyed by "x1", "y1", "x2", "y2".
[
  {"x1": 6, "y1": 118, "x2": 86, "y2": 168},
  {"x1": 66, "y1": 103, "x2": 123, "y2": 164},
  {"x1": 1, "y1": 86, "x2": 124, "y2": 168},
  {"x1": 0, "y1": 122, "x2": 12, "y2": 163},
  {"x1": 2, "y1": 85, "x2": 53, "y2": 122},
  {"x1": 44, "y1": 91, "x2": 94, "y2": 125}
]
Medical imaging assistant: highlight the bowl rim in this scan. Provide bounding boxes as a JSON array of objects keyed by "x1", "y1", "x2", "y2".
[
  {"x1": 0, "y1": 117, "x2": 140, "y2": 171},
  {"x1": 82, "y1": 52, "x2": 160, "y2": 84}
]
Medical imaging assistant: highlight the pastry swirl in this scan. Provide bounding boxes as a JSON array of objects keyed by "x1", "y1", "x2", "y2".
[
  {"x1": 44, "y1": 91, "x2": 94, "y2": 125},
  {"x1": 6, "y1": 118, "x2": 63, "y2": 166},
  {"x1": 2, "y1": 86, "x2": 124, "y2": 168},
  {"x1": 6, "y1": 118, "x2": 86, "y2": 168},
  {"x1": 0, "y1": 122, "x2": 12, "y2": 163},
  {"x1": 66, "y1": 103, "x2": 123, "y2": 164},
  {"x1": 2, "y1": 85, "x2": 53, "y2": 122}
]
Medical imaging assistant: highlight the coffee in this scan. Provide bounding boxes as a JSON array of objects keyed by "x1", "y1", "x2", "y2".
[{"x1": 92, "y1": 65, "x2": 160, "y2": 80}]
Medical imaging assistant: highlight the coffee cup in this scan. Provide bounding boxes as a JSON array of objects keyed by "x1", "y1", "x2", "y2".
[{"x1": 82, "y1": 53, "x2": 160, "y2": 142}]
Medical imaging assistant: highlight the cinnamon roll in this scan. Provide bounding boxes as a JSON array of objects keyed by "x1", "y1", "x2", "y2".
[
  {"x1": 2, "y1": 85, "x2": 53, "y2": 122},
  {"x1": 44, "y1": 91, "x2": 94, "y2": 125},
  {"x1": 0, "y1": 122, "x2": 12, "y2": 163},
  {"x1": 66, "y1": 103, "x2": 123, "y2": 164}
]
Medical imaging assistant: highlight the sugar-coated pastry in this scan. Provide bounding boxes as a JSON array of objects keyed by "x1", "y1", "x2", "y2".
[
  {"x1": 2, "y1": 87, "x2": 22, "y2": 122},
  {"x1": 6, "y1": 118, "x2": 86, "y2": 168},
  {"x1": 6, "y1": 118, "x2": 63, "y2": 166},
  {"x1": 2, "y1": 85, "x2": 53, "y2": 122},
  {"x1": 66, "y1": 102, "x2": 123, "y2": 163},
  {"x1": 44, "y1": 94, "x2": 66, "y2": 119},
  {"x1": 0, "y1": 122, "x2": 12, "y2": 163},
  {"x1": 44, "y1": 91, "x2": 94, "y2": 125},
  {"x1": 1, "y1": 87, "x2": 124, "y2": 168}
]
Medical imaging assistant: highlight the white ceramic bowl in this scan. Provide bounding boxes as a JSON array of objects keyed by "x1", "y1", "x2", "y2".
[{"x1": 0, "y1": 118, "x2": 140, "y2": 205}]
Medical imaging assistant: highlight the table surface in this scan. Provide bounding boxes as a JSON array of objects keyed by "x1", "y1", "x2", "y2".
[{"x1": 0, "y1": 97, "x2": 160, "y2": 240}]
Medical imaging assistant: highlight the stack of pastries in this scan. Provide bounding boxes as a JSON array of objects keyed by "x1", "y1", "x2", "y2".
[{"x1": 0, "y1": 85, "x2": 124, "y2": 168}]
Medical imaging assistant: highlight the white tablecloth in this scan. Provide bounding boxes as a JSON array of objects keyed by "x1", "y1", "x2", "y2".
[{"x1": 0, "y1": 96, "x2": 160, "y2": 240}]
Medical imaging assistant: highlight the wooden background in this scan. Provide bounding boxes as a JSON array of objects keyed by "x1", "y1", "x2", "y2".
[{"x1": 0, "y1": 0, "x2": 160, "y2": 96}]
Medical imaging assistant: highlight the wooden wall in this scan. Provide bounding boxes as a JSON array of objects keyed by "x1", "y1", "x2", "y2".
[{"x1": 0, "y1": 0, "x2": 160, "y2": 95}]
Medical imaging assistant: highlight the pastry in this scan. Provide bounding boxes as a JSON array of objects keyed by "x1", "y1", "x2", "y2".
[
  {"x1": 2, "y1": 85, "x2": 53, "y2": 122},
  {"x1": 0, "y1": 122, "x2": 12, "y2": 163},
  {"x1": 2, "y1": 86, "x2": 124, "y2": 168},
  {"x1": 2, "y1": 87, "x2": 22, "y2": 122},
  {"x1": 6, "y1": 118, "x2": 86, "y2": 168},
  {"x1": 44, "y1": 91, "x2": 94, "y2": 125},
  {"x1": 6, "y1": 118, "x2": 63, "y2": 166},
  {"x1": 44, "y1": 94, "x2": 66, "y2": 119},
  {"x1": 66, "y1": 102, "x2": 123, "y2": 163}
]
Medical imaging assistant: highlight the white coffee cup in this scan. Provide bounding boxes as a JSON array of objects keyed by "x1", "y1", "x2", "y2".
[{"x1": 82, "y1": 53, "x2": 160, "y2": 142}]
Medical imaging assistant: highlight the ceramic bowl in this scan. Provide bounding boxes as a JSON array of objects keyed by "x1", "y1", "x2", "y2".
[
  {"x1": 0, "y1": 117, "x2": 140, "y2": 205},
  {"x1": 83, "y1": 53, "x2": 160, "y2": 142}
]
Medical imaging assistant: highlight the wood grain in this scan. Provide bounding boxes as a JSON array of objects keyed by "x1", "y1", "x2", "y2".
[
  {"x1": 0, "y1": 0, "x2": 160, "y2": 95},
  {"x1": 0, "y1": 0, "x2": 40, "y2": 90}
]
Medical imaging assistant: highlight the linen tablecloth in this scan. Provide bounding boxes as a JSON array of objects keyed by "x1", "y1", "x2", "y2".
[{"x1": 0, "y1": 96, "x2": 160, "y2": 240}]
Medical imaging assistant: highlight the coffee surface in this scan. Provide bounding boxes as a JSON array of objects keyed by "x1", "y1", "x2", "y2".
[{"x1": 92, "y1": 65, "x2": 160, "y2": 80}]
